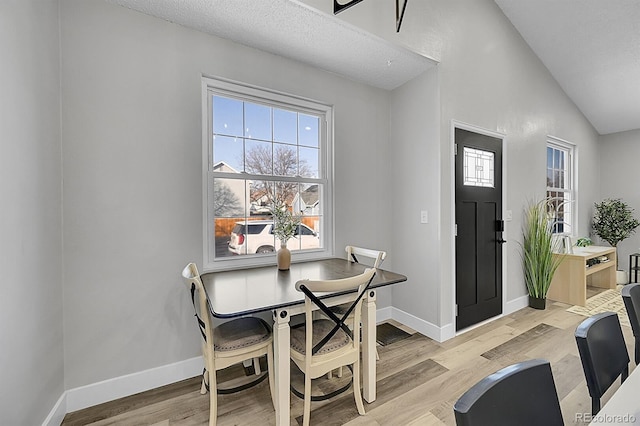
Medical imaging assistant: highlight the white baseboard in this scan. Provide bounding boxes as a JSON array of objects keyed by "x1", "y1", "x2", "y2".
[
  {"x1": 389, "y1": 307, "x2": 453, "y2": 343},
  {"x1": 42, "y1": 393, "x2": 66, "y2": 426},
  {"x1": 376, "y1": 306, "x2": 393, "y2": 323},
  {"x1": 65, "y1": 356, "x2": 203, "y2": 413},
  {"x1": 505, "y1": 294, "x2": 529, "y2": 315}
]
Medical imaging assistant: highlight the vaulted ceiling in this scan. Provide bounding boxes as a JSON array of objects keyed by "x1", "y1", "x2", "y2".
[{"x1": 495, "y1": 0, "x2": 640, "y2": 135}]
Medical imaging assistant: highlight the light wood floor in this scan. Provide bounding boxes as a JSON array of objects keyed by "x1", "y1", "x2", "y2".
[{"x1": 63, "y1": 289, "x2": 636, "y2": 426}]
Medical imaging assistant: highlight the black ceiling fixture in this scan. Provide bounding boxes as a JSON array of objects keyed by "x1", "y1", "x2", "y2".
[{"x1": 333, "y1": 0, "x2": 409, "y2": 32}]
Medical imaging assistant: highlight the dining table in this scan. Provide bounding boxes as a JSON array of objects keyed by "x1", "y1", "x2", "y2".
[
  {"x1": 589, "y1": 365, "x2": 640, "y2": 425},
  {"x1": 200, "y1": 257, "x2": 407, "y2": 425}
]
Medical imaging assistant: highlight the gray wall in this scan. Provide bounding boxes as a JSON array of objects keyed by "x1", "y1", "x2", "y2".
[
  {"x1": 303, "y1": 0, "x2": 602, "y2": 329},
  {"x1": 599, "y1": 129, "x2": 640, "y2": 269},
  {"x1": 60, "y1": 0, "x2": 394, "y2": 389},
  {"x1": 0, "y1": 0, "x2": 64, "y2": 424}
]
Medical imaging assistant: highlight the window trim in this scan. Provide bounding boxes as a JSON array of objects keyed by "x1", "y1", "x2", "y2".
[
  {"x1": 546, "y1": 135, "x2": 577, "y2": 236},
  {"x1": 201, "y1": 76, "x2": 334, "y2": 271}
]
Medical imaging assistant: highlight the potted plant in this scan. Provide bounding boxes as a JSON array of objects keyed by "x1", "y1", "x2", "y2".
[
  {"x1": 520, "y1": 199, "x2": 564, "y2": 309},
  {"x1": 592, "y1": 198, "x2": 640, "y2": 284},
  {"x1": 270, "y1": 199, "x2": 301, "y2": 270}
]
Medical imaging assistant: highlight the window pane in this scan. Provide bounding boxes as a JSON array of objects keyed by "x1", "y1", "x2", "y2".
[
  {"x1": 274, "y1": 108, "x2": 297, "y2": 144},
  {"x1": 244, "y1": 103, "x2": 271, "y2": 141},
  {"x1": 299, "y1": 147, "x2": 319, "y2": 178},
  {"x1": 274, "y1": 181, "x2": 298, "y2": 206},
  {"x1": 463, "y1": 147, "x2": 494, "y2": 187},
  {"x1": 213, "y1": 96, "x2": 243, "y2": 137},
  {"x1": 547, "y1": 147, "x2": 553, "y2": 169},
  {"x1": 213, "y1": 178, "x2": 246, "y2": 258},
  {"x1": 553, "y1": 149, "x2": 560, "y2": 170},
  {"x1": 245, "y1": 140, "x2": 273, "y2": 175},
  {"x1": 273, "y1": 144, "x2": 298, "y2": 177},
  {"x1": 249, "y1": 180, "x2": 273, "y2": 217},
  {"x1": 213, "y1": 135, "x2": 243, "y2": 172},
  {"x1": 295, "y1": 183, "x2": 321, "y2": 216},
  {"x1": 546, "y1": 169, "x2": 553, "y2": 187},
  {"x1": 299, "y1": 114, "x2": 319, "y2": 147}
]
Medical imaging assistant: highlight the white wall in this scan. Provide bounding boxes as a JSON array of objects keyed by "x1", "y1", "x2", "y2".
[
  {"x1": 60, "y1": 0, "x2": 393, "y2": 389},
  {"x1": 303, "y1": 0, "x2": 602, "y2": 333},
  {"x1": 0, "y1": 0, "x2": 65, "y2": 424},
  {"x1": 389, "y1": 69, "x2": 442, "y2": 328},
  {"x1": 599, "y1": 129, "x2": 640, "y2": 269}
]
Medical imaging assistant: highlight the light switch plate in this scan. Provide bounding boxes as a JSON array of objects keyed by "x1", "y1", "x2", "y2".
[
  {"x1": 505, "y1": 210, "x2": 513, "y2": 221},
  {"x1": 421, "y1": 210, "x2": 428, "y2": 224}
]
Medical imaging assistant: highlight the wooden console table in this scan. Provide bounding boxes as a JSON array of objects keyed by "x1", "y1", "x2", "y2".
[{"x1": 547, "y1": 246, "x2": 617, "y2": 307}]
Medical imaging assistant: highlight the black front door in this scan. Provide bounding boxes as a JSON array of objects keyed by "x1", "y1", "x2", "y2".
[{"x1": 455, "y1": 128, "x2": 504, "y2": 330}]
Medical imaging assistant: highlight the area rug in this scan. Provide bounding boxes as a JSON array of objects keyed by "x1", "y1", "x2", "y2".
[{"x1": 566, "y1": 286, "x2": 630, "y2": 328}]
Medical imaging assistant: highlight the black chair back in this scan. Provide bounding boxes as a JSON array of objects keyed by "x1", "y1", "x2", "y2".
[
  {"x1": 453, "y1": 359, "x2": 564, "y2": 426},
  {"x1": 622, "y1": 283, "x2": 640, "y2": 364},
  {"x1": 575, "y1": 311, "x2": 629, "y2": 414}
]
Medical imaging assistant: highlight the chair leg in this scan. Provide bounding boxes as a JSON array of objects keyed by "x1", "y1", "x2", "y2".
[
  {"x1": 352, "y1": 358, "x2": 365, "y2": 415},
  {"x1": 592, "y1": 397, "x2": 600, "y2": 416},
  {"x1": 209, "y1": 369, "x2": 218, "y2": 426},
  {"x1": 302, "y1": 374, "x2": 312, "y2": 426},
  {"x1": 337, "y1": 366, "x2": 343, "y2": 378},
  {"x1": 635, "y1": 339, "x2": 640, "y2": 365},
  {"x1": 267, "y1": 345, "x2": 276, "y2": 410},
  {"x1": 375, "y1": 347, "x2": 380, "y2": 361},
  {"x1": 253, "y1": 357, "x2": 261, "y2": 375}
]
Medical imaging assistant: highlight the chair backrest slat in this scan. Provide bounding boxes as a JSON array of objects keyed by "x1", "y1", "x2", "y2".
[
  {"x1": 622, "y1": 284, "x2": 640, "y2": 338},
  {"x1": 575, "y1": 311, "x2": 629, "y2": 401},
  {"x1": 346, "y1": 246, "x2": 386, "y2": 269},
  {"x1": 296, "y1": 268, "x2": 376, "y2": 357},
  {"x1": 453, "y1": 359, "x2": 564, "y2": 426}
]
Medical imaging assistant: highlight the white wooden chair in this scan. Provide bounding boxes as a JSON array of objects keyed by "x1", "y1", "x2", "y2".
[
  {"x1": 327, "y1": 246, "x2": 386, "y2": 375},
  {"x1": 290, "y1": 268, "x2": 377, "y2": 426},
  {"x1": 181, "y1": 263, "x2": 275, "y2": 425}
]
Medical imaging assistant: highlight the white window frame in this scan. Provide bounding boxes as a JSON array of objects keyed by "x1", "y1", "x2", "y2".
[
  {"x1": 201, "y1": 76, "x2": 334, "y2": 271},
  {"x1": 546, "y1": 136, "x2": 577, "y2": 236}
]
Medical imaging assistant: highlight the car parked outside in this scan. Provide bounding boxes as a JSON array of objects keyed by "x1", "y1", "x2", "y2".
[{"x1": 228, "y1": 220, "x2": 319, "y2": 255}]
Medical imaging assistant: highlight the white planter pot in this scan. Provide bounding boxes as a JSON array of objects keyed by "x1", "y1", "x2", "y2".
[{"x1": 617, "y1": 270, "x2": 628, "y2": 285}]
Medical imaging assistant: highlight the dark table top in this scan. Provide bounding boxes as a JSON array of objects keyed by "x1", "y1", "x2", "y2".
[{"x1": 201, "y1": 258, "x2": 407, "y2": 318}]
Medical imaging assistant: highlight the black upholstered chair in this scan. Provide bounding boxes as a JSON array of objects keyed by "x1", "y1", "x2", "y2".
[
  {"x1": 622, "y1": 283, "x2": 640, "y2": 364},
  {"x1": 453, "y1": 359, "x2": 564, "y2": 426},
  {"x1": 575, "y1": 311, "x2": 629, "y2": 415}
]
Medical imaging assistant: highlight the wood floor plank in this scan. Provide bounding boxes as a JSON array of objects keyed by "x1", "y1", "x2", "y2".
[
  {"x1": 294, "y1": 358, "x2": 448, "y2": 425},
  {"x1": 481, "y1": 323, "x2": 562, "y2": 361},
  {"x1": 432, "y1": 324, "x2": 517, "y2": 370}
]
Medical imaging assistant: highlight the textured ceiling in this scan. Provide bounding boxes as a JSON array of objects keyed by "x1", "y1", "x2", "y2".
[
  {"x1": 106, "y1": 0, "x2": 437, "y2": 91},
  {"x1": 495, "y1": 0, "x2": 640, "y2": 135}
]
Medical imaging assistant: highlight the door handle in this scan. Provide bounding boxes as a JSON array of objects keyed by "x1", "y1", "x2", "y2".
[{"x1": 497, "y1": 238, "x2": 507, "y2": 244}]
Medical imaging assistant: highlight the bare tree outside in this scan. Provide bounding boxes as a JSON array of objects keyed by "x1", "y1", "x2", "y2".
[
  {"x1": 213, "y1": 180, "x2": 243, "y2": 217},
  {"x1": 245, "y1": 144, "x2": 311, "y2": 206}
]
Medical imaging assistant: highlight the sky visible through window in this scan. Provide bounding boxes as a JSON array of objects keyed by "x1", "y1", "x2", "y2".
[{"x1": 212, "y1": 96, "x2": 319, "y2": 177}]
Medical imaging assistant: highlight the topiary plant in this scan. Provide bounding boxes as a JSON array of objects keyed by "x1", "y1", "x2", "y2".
[{"x1": 592, "y1": 198, "x2": 640, "y2": 249}]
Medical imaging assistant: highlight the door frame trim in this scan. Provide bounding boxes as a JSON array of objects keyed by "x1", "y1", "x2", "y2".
[{"x1": 450, "y1": 120, "x2": 507, "y2": 334}]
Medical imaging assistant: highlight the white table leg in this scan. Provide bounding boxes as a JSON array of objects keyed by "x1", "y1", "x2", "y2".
[
  {"x1": 362, "y1": 289, "x2": 377, "y2": 403},
  {"x1": 273, "y1": 309, "x2": 291, "y2": 426}
]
